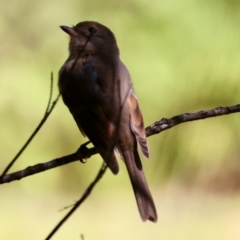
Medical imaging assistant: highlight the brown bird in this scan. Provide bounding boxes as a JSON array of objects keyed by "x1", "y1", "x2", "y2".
[{"x1": 58, "y1": 21, "x2": 157, "y2": 222}]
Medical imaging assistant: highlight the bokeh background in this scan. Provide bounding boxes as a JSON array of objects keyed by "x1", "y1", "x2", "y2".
[{"x1": 1, "y1": 0, "x2": 240, "y2": 239}]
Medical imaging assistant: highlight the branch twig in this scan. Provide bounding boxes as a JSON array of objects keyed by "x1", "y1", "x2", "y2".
[
  {"x1": 45, "y1": 163, "x2": 107, "y2": 240},
  {"x1": 1, "y1": 73, "x2": 60, "y2": 177},
  {"x1": 145, "y1": 104, "x2": 240, "y2": 136}
]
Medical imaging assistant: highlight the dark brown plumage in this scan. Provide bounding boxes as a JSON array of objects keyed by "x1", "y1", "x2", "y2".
[{"x1": 58, "y1": 21, "x2": 157, "y2": 222}]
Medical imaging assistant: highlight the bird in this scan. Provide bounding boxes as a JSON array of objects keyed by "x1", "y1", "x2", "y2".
[{"x1": 58, "y1": 21, "x2": 157, "y2": 222}]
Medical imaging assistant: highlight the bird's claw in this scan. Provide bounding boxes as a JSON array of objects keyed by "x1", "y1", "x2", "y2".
[{"x1": 77, "y1": 141, "x2": 91, "y2": 163}]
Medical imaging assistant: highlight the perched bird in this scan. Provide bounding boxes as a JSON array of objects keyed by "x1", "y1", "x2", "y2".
[{"x1": 58, "y1": 21, "x2": 157, "y2": 222}]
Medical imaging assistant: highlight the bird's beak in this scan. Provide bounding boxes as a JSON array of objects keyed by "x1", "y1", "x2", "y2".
[{"x1": 60, "y1": 25, "x2": 77, "y2": 37}]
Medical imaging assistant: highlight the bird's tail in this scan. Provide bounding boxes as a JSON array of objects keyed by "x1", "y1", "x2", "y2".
[{"x1": 122, "y1": 150, "x2": 157, "y2": 222}]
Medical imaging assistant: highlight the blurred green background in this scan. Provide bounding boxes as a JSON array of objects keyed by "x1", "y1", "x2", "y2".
[{"x1": 1, "y1": 0, "x2": 240, "y2": 239}]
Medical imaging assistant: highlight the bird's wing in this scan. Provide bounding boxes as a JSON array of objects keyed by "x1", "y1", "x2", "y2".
[
  {"x1": 127, "y1": 90, "x2": 149, "y2": 159},
  {"x1": 72, "y1": 103, "x2": 119, "y2": 175}
]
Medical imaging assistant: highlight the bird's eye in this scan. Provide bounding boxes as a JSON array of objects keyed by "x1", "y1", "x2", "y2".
[{"x1": 88, "y1": 27, "x2": 97, "y2": 33}]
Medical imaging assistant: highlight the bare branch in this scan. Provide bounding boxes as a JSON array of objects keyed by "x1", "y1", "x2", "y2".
[
  {"x1": 146, "y1": 104, "x2": 240, "y2": 136},
  {"x1": 1, "y1": 103, "x2": 240, "y2": 185},
  {"x1": 1, "y1": 74, "x2": 60, "y2": 177},
  {"x1": 0, "y1": 145, "x2": 97, "y2": 184},
  {"x1": 45, "y1": 163, "x2": 107, "y2": 240}
]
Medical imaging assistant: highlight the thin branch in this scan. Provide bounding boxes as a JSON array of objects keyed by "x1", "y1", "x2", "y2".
[
  {"x1": 1, "y1": 74, "x2": 60, "y2": 177},
  {"x1": 146, "y1": 104, "x2": 240, "y2": 136},
  {"x1": 0, "y1": 147, "x2": 97, "y2": 184},
  {"x1": 1, "y1": 103, "x2": 240, "y2": 184},
  {"x1": 44, "y1": 72, "x2": 54, "y2": 115},
  {"x1": 45, "y1": 163, "x2": 107, "y2": 240}
]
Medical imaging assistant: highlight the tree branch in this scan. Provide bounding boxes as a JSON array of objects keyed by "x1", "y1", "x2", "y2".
[
  {"x1": 1, "y1": 74, "x2": 60, "y2": 177},
  {"x1": 1, "y1": 103, "x2": 240, "y2": 184},
  {"x1": 45, "y1": 163, "x2": 107, "y2": 240},
  {"x1": 145, "y1": 104, "x2": 240, "y2": 136}
]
